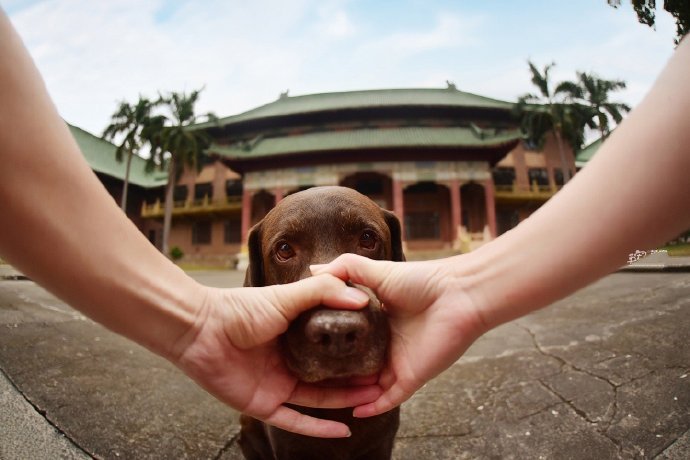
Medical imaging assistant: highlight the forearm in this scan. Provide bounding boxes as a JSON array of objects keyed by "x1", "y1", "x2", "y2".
[
  {"x1": 0, "y1": 12, "x2": 202, "y2": 357},
  {"x1": 461, "y1": 37, "x2": 690, "y2": 330}
]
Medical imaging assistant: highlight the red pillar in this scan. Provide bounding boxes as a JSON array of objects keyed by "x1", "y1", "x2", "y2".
[
  {"x1": 392, "y1": 178, "x2": 405, "y2": 241},
  {"x1": 484, "y1": 179, "x2": 497, "y2": 238},
  {"x1": 240, "y1": 189, "x2": 253, "y2": 249},
  {"x1": 449, "y1": 179, "x2": 461, "y2": 242},
  {"x1": 274, "y1": 187, "x2": 284, "y2": 204}
]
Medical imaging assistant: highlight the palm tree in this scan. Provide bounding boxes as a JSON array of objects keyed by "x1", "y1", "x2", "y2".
[
  {"x1": 102, "y1": 97, "x2": 154, "y2": 212},
  {"x1": 515, "y1": 61, "x2": 590, "y2": 184},
  {"x1": 575, "y1": 72, "x2": 630, "y2": 140},
  {"x1": 144, "y1": 88, "x2": 216, "y2": 258}
]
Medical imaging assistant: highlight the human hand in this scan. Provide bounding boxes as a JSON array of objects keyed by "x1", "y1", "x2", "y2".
[
  {"x1": 311, "y1": 253, "x2": 488, "y2": 418},
  {"x1": 171, "y1": 274, "x2": 381, "y2": 438}
]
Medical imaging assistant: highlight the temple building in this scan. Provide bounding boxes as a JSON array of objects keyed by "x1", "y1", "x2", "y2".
[
  {"x1": 138, "y1": 85, "x2": 576, "y2": 267},
  {"x1": 68, "y1": 124, "x2": 166, "y2": 244}
]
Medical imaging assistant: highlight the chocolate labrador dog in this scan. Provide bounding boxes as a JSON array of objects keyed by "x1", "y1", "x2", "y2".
[{"x1": 239, "y1": 186, "x2": 403, "y2": 460}]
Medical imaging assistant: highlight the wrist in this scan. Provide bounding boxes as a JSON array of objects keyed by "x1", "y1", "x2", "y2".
[
  {"x1": 439, "y1": 252, "x2": 495, "y2": 337},
  {"x1": 79, "y1": 254, "x2": 209, "y2": 361}
]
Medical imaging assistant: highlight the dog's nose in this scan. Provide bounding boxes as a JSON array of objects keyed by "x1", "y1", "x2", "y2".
[{"x1": 304, "y1": 309, "x2": 371, "y2": 357}]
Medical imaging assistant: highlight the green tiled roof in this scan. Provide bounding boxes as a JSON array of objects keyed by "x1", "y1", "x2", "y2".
[
  {"x1": 68, "y1": 124, "x2": 167, "y2": 188},
  {"x1": 195, "y1": 87, "x2": 514, "y2": 129},
  {"x1": 575, "y1": 136, "x2": 603, "y2": 168},
  {"x1": 210, "y1": 126, "x2": 521, "y2": 160}
]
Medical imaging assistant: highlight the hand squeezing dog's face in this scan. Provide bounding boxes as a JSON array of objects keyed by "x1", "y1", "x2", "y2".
[{"x1": 244, "y1": 186, "x2": 404, "y2": 383}]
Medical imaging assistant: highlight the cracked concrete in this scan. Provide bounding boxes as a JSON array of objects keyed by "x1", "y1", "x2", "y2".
[{"x1": 0, "y1": 270, "x2": 688, "y2": 459}]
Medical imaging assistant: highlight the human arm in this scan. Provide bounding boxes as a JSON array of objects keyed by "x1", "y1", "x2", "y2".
[
  {"x1": 0, "y1": 11, "x2": 376, "y2": 437},
  {"x1": 313, "y1": 36, "x2": 690, "y2": 417}
]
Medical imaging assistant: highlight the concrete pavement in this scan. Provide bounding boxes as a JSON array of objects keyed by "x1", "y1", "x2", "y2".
[{"x1": 0, "y1": 264, "x2": 688, "y2": 459}]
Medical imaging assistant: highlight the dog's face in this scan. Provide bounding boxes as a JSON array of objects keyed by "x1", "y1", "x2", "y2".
[{"x1": 244, "y1": 186, "x2": 404, "y2": 382}]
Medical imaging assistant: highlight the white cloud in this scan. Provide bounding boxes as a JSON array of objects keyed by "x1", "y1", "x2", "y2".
[
  {"x1": 316, "y1": 8, "x2": 355, "y2": 38},
  {"x1": 7, "y1": 0, "x2": 680, "y2": 137},
  {"x1": 358, "y1": 12, "x2": 482, "y2": 61}
]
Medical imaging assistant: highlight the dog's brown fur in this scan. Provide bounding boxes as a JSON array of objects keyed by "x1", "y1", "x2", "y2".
[{"x1": 239, "y1": 186, "x2": 403, "y2": 460}]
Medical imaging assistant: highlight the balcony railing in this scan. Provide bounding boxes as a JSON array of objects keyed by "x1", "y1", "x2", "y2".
[
  {"x1": 141, "y1": 195, "x2": 242, "y2": 218},
  {"x1": 494, "y1": 181, "x2": 561, "y2": 202}
]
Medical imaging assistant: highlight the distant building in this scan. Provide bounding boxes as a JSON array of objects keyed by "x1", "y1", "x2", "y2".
[
  {"x1": 72, "y1": 86, "x2": 577, "y2": 268},
  {"x1": 67, "y1": 124, "x2": 167, "y2": 246},
  {"x1": 575, "y1": 136, "x2": 603, "y2": 169},
  {"x1": 145, "y1": 86, "x2": 575, "y2": 267}
]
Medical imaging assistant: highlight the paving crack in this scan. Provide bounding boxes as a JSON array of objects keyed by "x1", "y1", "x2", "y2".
[
  {"x1": 519, "y1": 324, "x2": 618, "y2": 388},
  {"x1": 213, "y1": 429, "x2": 241, "y2": 460},
  {"x1": 653, "y1": 427, "x2": 690, "y2": 459},
  {"x1": 0, "y1": 365, "x2": 94, "y2": 458},
  {"x1": 519, "y1": 324, "x2": 626, "y2": 456}
]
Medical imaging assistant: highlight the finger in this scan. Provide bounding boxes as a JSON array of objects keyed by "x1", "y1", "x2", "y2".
[
  {"x1": 268, "y1": 274, "x2": 369, "y2": 322},
  {"x1": 262, "y1": 405, "x2": 352, "y2": 438},
  {"x1": 352, "y1": 384, "x2": 411, "y2": 418},
  {"x1": 310, "y1": 253, "x2": 393, "y2": 292},
  {"x1": 288, "y1": 383, "x2": 382, "y2": 409}
]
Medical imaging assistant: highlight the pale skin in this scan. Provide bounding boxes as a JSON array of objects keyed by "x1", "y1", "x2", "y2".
[
  {"x1": 313, "y1": 36, "x2": 690, "y2": 418},
  {"x1": 0, "y1": 11, "x2": 378, "y2": 438}
]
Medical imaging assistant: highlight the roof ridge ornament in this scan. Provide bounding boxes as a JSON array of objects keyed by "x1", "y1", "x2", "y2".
[
  {"x1": 279, "y1": 90, "x2": 290, "y2": 100},
  {"x1": 446, "y1": 80, "x2": 458, "y2": 91}
]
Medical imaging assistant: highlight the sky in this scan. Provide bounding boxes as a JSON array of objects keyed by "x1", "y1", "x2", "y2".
[{"x1": 5, "y1": 0, "x2": 680, "y2": 138}]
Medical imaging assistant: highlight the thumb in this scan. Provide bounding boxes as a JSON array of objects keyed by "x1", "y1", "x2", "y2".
[
  {"x1": 310, "y1": 253, "x2": 394, "y2": 293},
  {"x1": 265, "y1": 274, "x2": 370, "y2": 322}
]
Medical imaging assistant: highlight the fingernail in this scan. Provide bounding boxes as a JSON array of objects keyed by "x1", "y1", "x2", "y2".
[
  {"x1": 345, "y1": 287, "x2": 369, "y2": 304},
  {"x1": 345, "y1": 428, "x2": 352, "y2": 438},
  {"x1": 309, "y1": 264, "x2": 326, "y2": 274}
]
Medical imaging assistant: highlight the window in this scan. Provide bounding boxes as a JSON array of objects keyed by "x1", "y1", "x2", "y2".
[
  {"x1": 404, "y1": 212, "x2": 440, "y2": 240},
  {"x1": 528, "y1": 168, "x2": 549, "y2": 186},
  {"x1": 195, "y1": 183, "x2": 213, "y2": 200},
  {"x1": 173, "y1": 185, "x2": 188, "y2": 202},
  {"x1": 226, "y1": 179, "x2": 243, "y2": 198},
  {"x1": 224, "y1": 218, "x2": 241, "y2": 244},
  {"x1": 554, "y1": 168, "x2": 565, "y2": 186},
  {"x1": 192, "y1": 221, "x2": 212, "y2": 245},
  {"x1": 492, "y1": 167, "x2": 516, "y2": 186},
  {"x1": 354, "y1": 179, "x2": 383, "y2": 196},
  {"x1": 406, "y1": 181, "x2": 438, "y2": 193}
]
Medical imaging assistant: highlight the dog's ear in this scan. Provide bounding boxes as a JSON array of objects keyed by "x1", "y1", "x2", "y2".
[
  {"x1": 243, "y1": 222, "x2": 265, "y2": 287},
  {"x1": 382, "y1": 209, "x2": 406, "y2": 262}
]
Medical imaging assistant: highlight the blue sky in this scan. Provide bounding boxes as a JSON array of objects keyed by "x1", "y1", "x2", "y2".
[{"x1": 5, "y1": 0, "x2": 679, "y2": 137}]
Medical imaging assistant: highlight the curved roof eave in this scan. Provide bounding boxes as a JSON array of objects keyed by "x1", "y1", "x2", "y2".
[
  {"x1": 210, "y1": 126, "x2": 521, "y2": 161},
  {"x1": 193, "y1": 88, "x2": 516, "y2": 130},
  {"x1": 67, "y1": 124, "x2": 168, "y2": 188}
]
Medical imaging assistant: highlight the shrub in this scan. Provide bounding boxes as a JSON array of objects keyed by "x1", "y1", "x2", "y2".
[{"x1": 170, "y1": 246, "x2": 184, "y2": 261}]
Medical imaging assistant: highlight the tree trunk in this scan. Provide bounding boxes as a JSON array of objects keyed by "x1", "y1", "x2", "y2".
[
  {"x1": 120, "y1": 152, "x2": 133, "y2": 212},
  {"x1": 162, "y1": 156, "x2": 176, "y2": 258},
  {"x1": 553, "y1": 128, "x2": 572, "y2": 184}
]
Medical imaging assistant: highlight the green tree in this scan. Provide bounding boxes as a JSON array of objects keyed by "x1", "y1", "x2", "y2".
[
  {"x1": 574, "y1": 72, "x2": 631, "y2": 139},
  {"x1": 515, "y1": 61, "x2": 590, "y2": 184},
  {"x1": 144, "y1": 88, "x2": 216, "y2": 258},
  {"x1": 608, "y1": 0, "x2": 690, "y2": 44},
  {"x1": 102, "y1": 96, "x2": 155, "y2": 212}
]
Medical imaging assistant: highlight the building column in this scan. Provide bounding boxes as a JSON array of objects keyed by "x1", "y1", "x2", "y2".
[
  {"x1": 274, "y1": 187, "x2": 285, "y2": 204},
  {"x1": 484, "y1": 179, "x2": 497, "y2": 239},
  {"x1": 240, "y1": 189, "x2": 253, "y2": 250},
  {"x1": 392, "y1": 178, "x2": 405, "y2": 241},
  {"x1": 449, "y1": 179, "x2": 461, "y2": 243},
  {"x1": 237, "y1": 188, "x2": 254, "y2": 271}
]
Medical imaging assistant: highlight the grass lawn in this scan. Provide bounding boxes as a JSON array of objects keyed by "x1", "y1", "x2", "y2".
[{"x1": 662, "y1": 242, "x2": 690, "y2": 257}]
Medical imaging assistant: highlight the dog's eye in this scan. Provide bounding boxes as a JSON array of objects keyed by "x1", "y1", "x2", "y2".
[
  {"x1": 359, "y1": 231, "x2": 378, "y2": 250},
  {"x1": 275, "y1": 242, "x2": 296, "y2": 261}
]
